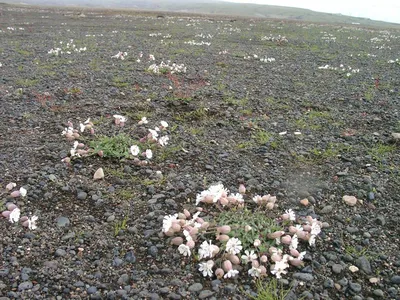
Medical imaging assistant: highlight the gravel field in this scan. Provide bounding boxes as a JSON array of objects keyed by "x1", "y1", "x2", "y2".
[{"x1": 0, "y1": 4, "x2": 399, "y2": 300}]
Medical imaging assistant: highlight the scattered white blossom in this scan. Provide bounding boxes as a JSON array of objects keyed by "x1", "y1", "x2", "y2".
[
  {"x1": 224, "y1": 269, "x2": 239, "y2": 278},
  {"x1": 198, "y1": 260, "x2": 214, "y2": 277},
  {"x1": 162, "y1": 214, "x2": 178, "y2": 233},
  {"x1": 130, "y1": 145, "x2": 140, "y2": 156},
  {"x1": 241, "y1": 250, "x2": 257, "y2": 264},
  {"x1": 178, "y1": 244, "x2": 191, "y2": 257},
  {"x1": 225, "y1": 237, "x2": 243, "y2": 255},
  {"x1": 9, "y1": 208, "x2": 20, "y2": 223}
]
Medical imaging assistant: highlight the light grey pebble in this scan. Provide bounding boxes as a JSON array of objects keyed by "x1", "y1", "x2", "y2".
[
  {"x1": 391, "y1": 275, "x2": 400, "y2": 284},
  {"x1": 107, "y1": 215, "x2": 115, "y2": 222},
  {"x1": 198, "y1": 290, "x2": 214, "y2": 299},
  {"x1": 113, "y1": 257, "x2": 123, "y2": 267},
  {"x1": 77, "y1": 191, "x2": 87, "y2": 200},
  {"x1": 188, "y1": 283, "x2": 203, "y2": 293},
  {"x1": 55, "y1": 216, "x2": 70, "y2": 227},
  {"x1": 54, "y1": 249, "x2": 66, "y2": 257},
  {"x1": 349, "y1": 282, "x2": 362, "y2": 292},
  {"x1": 87, "y1": 286, "x2": 97, "y2": 294},
  {"x1": 320, "y1": 205, "x2": 333, "y2": 214},
  {"x1": 332, "y1": 264, "x2": 343, "y2": 274},
  {"x1": 355, "y1": 256, "x2": 372, "y2": 274},
  {"x1": 148, "y1": 245, "x2": 158, "y2": 257},
  {"x1": 293, "y1": 273, "x2": 314, "y2": 281},
  {"x1": 18, "y1": 281, "x2": 33, "y2": 291},
  {"x1": 372, "y1": 289, "x2": 384, "y2": 297}
]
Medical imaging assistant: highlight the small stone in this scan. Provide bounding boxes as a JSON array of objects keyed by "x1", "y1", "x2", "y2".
[
  {"x1": 292, "y1": 273, "x2": 314, "y2": 281},
  {"x1": 343, "y1": 195, "x2": 357, "y2": 206},
  {"x1": 124, "y1": 251, "x2": 136, "y2": 263},
  {"x1": 349, "y1": 282, "x2": 362, "y2": 293},
  {"x1": 355, "y1": 256, "x2": 372, "y2": 274},
  {"x1": 148, "y1": 245, "x2": 158, "y2": 257},
  {"x1": 93, "y1": 168, "x2": 104, "y2": 180},
  {"x1": 373, "y1": 289, "x2": 384, "y2": 297},
  {"x1": 320, "y1": 205, "x2": 333, "y2": 214},
  {"x1": 391, "y1": 275, "x2": 400, "y2": 284},
  {"x1": 391, "y1": 132, "x2": 400, "y2": 140},
  {"x1": 188, "y1": 283, "x2": 203, "y2": 293},
  {"x1": 332, "y1": 264, "x2": 343, "y2": 274},
  {"x1": 323, "y1": 278, "x2": 334, "y2": 288},
  {"x1": 300, "y1": 198, "x2": 309, "y2": 206},
  {"x1": 56, "y1": 216, "x2": 70, "y2": 227},
  {"x1": 87, "y1": 286, "x2": 97, "y2": 294},
  {"x1": 18, "y1": 281, "x2": 33, "y2": 291},
  {"x1": 349, "y1": 265, "x2": 359, "y2": 273},
  {"x1": 55, "y1": 249, "x2": 67, "y2": 257},
  {"x1": 198, "y1": 290, "x2": 214, "y2": 299},
  {"x1": 77, "y1": 191, "x2": 88, "y2": 200},
  {"x1": 369, "y1": 277, "x2": 379, "y2": 284}
]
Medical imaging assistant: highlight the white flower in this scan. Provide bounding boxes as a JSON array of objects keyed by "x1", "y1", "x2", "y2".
[
  {"x1": 252, "y1": 195, "x2": 262, "y2": 204},
  {"x1": 290, "y1": 234, "x2": 298, "y2": 250},
  {"x1": 178, "y1": 244, "x2": 191, "y2": 257},
  {"x1": 84, "y1": 118, "x2": 91, "y2": 124},
  {"x1": 198, "y1": 240, "x2": 216, "y2": 259},
  {"x1": 148, "y1": 129, "x2": 159, "y2": 139},
  {"x1": 229, "y1": 193, "x2": 244, "y2": 203},
  {"x1": 145, "y1": 149, "x2": 153, "y2": 159},
  {"x1": 298, "y1": 251, "x2": 306, "y2": 260},
  {"x1": 309, "y1": 235, "x2": 316, "y2": 246},
  {"x1": 183, "y1": 230, "x2": 192, "y2": 242},
  {"x1": 195, "y1": 183, "x2": 228, "y2": 205},
  {"x1": 198, "y1": 260, "x2": 214, "y2": 277},
  {"x1": 159, "y1": 136, "x2": 169, "y2": 147},
  {"x1": 79, "y1": 123, "x2": 85, "y2": 133},
  {"x1": 248, "y1": 266, "x2": 261, "y2": 277},
  {"x1": 285, "y1": 209, "x2": 296, "y2": 221},
  {"x1": 160, "y1": 120, "x2": 168, "y2": 128},
  {"x1": 162, "y1": 214, "x2": 178, "y2": 233},
  {"x1": 138, "y1": 117, "x2": 148, "y2": 125},
  {"x1": 28, "y1": 215, "x2": 38, "y2": 230},
  {"x1": 311, "y1": 222, "x2": 321, "y2": 236},
  {"x1": 271, "y1": 259, "x2": 289, "y2": 278},
  {"x1": 9, "y1": 208, "x2": 20, "y2": 223},
  {"x1": 224, "y1": 269, "x2": 239, "y2": 278},
  {"x1": 241, "y1": 250, "x2": 257, "y2": 264},
  {"x1": 113, "y1": 114, "x2": 127, "y2": 122},
  {"x1": 19, "y1": 187, "x2": 27, "y2": 197},
  {"x1": 130, "y1": 145, "x2": 140, "y2": 156},
  {"x1": 225, "y1": 237, "x2": 243, "y2": 255}
]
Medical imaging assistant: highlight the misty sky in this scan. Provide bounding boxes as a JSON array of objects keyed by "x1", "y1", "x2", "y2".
[{"x1": 222, "y1": 0, "x2": 400, "y2": 23}]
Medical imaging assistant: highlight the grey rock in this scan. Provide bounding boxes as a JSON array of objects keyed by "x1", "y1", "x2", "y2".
[
  {"x1": 332, "y1": 264, "x2": 343, "y2": 274},
  {"x1": 117, "y1": 274, "x2": 130, "y2": 285},
  {"x1": 391, "y1": 275, "x2": 400, "y2": 284},
  {"x1": 87, "y1": 286, "x2": 97, "y2": 294},
  {"x1": 113, "y1": 257, "x2": 124, "y2": 267},
  {"x1": 124, "y1": 251, "x2": 136, "y2": 263},
  {"x1": 167, "y1": 292, "x2": 181, "y2": 299},
  {"x1": 148, "y1": 245, "x2": 158, "y2": 257},
  {"x1": 323, "y1": 278, "x2": 334, "y2": 288},
  {"x1": 55, "y1": 216, "x2": 70, "y2": 227},
  {"x1": 54, "y1": 249, "x2": 67, "y2": 257},
  {"x1": 349, "y1": 282, "x2": 362, "y2": 293},
  {"x1": 355, "y1": 256, "x2": 372, "y2": 274},
  {"x1": 372, "y1": 289, "x2": 384, "y2": 297},
  {"x1": 77, "y1": 191, "x2": 88, "y2": 200},
  {"x1": 188, "y1": 283, "x2": 203, "y2": 293},
  {"x1": 292, "y1": 273, "x2": 314, "y2": 281},
  {"x1": 320, "y1": 205, "x2": 333, "y2": 214},
  {"x1": 198, "y1": 290, "x2": 214, "y2": 299},
  {"x1": 18, "y1": 281, "x2": 33, "y2": 291}
]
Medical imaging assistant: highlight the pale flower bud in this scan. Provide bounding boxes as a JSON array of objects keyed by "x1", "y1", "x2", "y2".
[
  {"x1": 217, "y1": 225, "x2": 231, "y2": 234},
  {"x1": 178, "y1": 213, "x2": 186, "y2": 220},
  {"x1": 203, "y1": 195, "x2": 214, "y2": 203},
  {"x1": 245, "y1": 225, "x2": 252, "y2": 232},
  {"x1": 296, "y1": 230, "x2": 308, "y2": 240},
  {"x1": 290, "y1": 248, "x2": 300, "y2": 257},
  {"x1": 97, "y1": 150, "x2": 104, "y2": 157},
  {"x1": 219, "y1": 197, "x2": 229, "y2": 206},
  {"x1": 288, "y1": 226, "x2": 298, "y2": 234},
  {"x1": 289, "y1": 258, "x2": 304, "y2": 267},
  {"x1": 222, "y1": 260, "x2": 233, "y2": 272},
  {"x1": 183, "y1": 209, "x2": 191, "y2": 218},
  {"x1": 281, "y1": 213, "x2": 290, "y2": 220},
  {"x1": 10, "y1": 191, "x2": 21, "y2": 198},
  {"x1": 239, "y1": 184, "x2": 246, "y2": 194},
  {"x1": 267, "y1": 231, "x2": 285, "y2": 239},
  {"x1": 211, "y1": 245, "x2": 220, "y2": 256},
  {"x1": 252, "y1": 260, "x2": 260, "y2": 268},
  {"x1": 260, "y1": 265, "x2": 267, "y2": 276},
  {"x1": 196, "y1": 207, "x2": 203, "y2": 212},
  {"x1": 269, "y1": 247, "x2": 278, "y2": 254},
  {"x1": 201, "y1": 222, "x2": 210, "y2": 230},
  {"x1": 215, "y1": 268, "x2": 224, "y2": 279},
  {"x1": 186, "y1": 240, "x2": 195, "y2": 249},
  {"x1": 281, "y1": 235, "x2": 292, "y2": 245},
  {"x1": 171, "y1": 222, "x2": 181, "y2": 233},
  {"x1": 171, "y1": 237, "x2": 184, "y2": 246},
  {"x1": 196, "y1": 217, "x2": 205, "y2": 224},
  {"x1": 266, "y1": 202, "x2": 274, "y2": 210},
  {"x1": 229, "y1": 254, "x2": 240, "y2": 265},
  {"x1": 260, "y1": 255, "x2": 268, "y2": 263},
  {"x1": 253, "y1": 239, "x2": 261, "y2": 247},
  {"x1": 302, "y1": 224, "x2": 311, "y2": 232},
  {"x1": 271, "y1": 253, "x2": 282, "y2": 262},
  {"x1": 164, "y1": 229, "x2": 175, "y2": 236},
  {"x1": 216, "y1": 234, "x2": 230, "y2": 242},
  {"x1": 189, "y1": 227, "x2": 198, "y2": 236}
]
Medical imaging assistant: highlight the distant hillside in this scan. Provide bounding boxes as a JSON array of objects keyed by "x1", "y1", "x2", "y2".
[{"x1": 3, "y1": 0, "x2": 399, "y2": 27}]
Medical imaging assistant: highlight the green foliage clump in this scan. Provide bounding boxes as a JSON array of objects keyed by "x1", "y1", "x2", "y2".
[{"x1": 90, "y1": 134, "x2": 136, "y2": 159}]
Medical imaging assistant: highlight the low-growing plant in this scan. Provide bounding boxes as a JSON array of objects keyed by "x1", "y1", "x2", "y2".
[
  {"x1": 245, "y1": 278, "x2": 293, "y2": 300},
  {"x1": 114, "y1": 215, "x2": 129, "y2": 236},
  {"x1": 162, "y1": 183, "x2": 322, "y2": 280},
  {"x1": 90, "y1": 134, "x2": 136, "y2": 159}
]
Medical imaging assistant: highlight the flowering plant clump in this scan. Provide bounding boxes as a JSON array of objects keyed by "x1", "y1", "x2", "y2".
[
  {"x1": 148, "y1": 60, "x2": 187, "y2": 74},
  {"x1": 1, "y1": 184, "x2": 38, "y2": 230},
  {"x1": 60, "y1": 116, "x2": 170, "y2": 167},
  {"x1": 48, "y1": 39, "x2": 87, "y2": 56},
  {"x1": 162, "y1": 183, "x2": 322, "y2": 279}
]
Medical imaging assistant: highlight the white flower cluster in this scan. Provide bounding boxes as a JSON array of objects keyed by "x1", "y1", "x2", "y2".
[
  {"x1": 388, "y1": 58, "x2": 399, "y2": 64},
  {"x1": 318, "y1": 64, "x2": 360, "y2": 76},
  {"x1": 148, "y1": 61, "x2": 186, "y2": 74},
  {"x1": 112, "y1": 51, "x2": 127, "y2": 60},
  {"x1": 260, "y1": 57, "x2": 276, "y2": 63},
  {"x1": 261, "y1": 34, "x2": 288, "y2": 43},
  {"x1": 184, "y1": 40, "x2": 211, "y2": 46},
  {"x1": 48, "y1": 39, "x2": 87, "y2": 56},
  {"x1": 163, "y1": 183, "x2": 323, "y2": 280}
]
